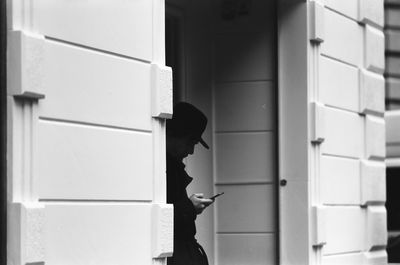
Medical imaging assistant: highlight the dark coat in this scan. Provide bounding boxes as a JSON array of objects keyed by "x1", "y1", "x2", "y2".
[{"x1": 166, "y1": 154, "x2": 208, "y2": 265}]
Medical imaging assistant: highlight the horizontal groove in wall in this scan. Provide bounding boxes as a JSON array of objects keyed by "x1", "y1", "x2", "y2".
[
  {"x1": 323, "y1": 202, "x2": 385, "y2": 207},
  {"x1": 322, "y1": 203, "x2": 362, "y2": 207},
  {"x1": 322, "y1": 103, "x2": 361, "y2": 116},
  {"x1": 318, "y1": 205, "x2": 365, "y2": 209},
  {"x1": 385, "y1": 74, "x2": 400, "y2": 79},
  {"x1": 321, "y1": 152, "x2": 360, "y2": 161},
  {"x1": 39, "y1": 117, "x2": 152, "y2": 134},
  {"x1": 387, "y1": 143, "x2": 400, "y2": 147},
  {"x1": 386, "y1": 51, "x2": 400, "y2": 56},
  {"x1": 385, "y1": 25, "x2": 400, "y2": 30},
  {"x1": 215, "y1": 80, "x2": 274, "y2": 85},
  {"x1": 323, "y1": 153, "x2": 385, "y2": 162},
  {"x1": 39, "y1": 199, "x2": 153, "y2": 204},
  {"x1": 323, "y1": 104, "x2": 365, "y2": 116},
  {"x1": 324, "y1": 6, "x2": 359, "y2": 24},
  {"x1": 216, "y1": 231, "x2": 275, "y2": 235},
  {"x1": 323, "y1": 250, "x2": 362, "y2": 257},
  {"x1": 215, "y1": 181, "x2": 275, "y2": 186},
  {"x1": 365, "y1": 157, "x2": 386, "y2": 162},
  {"x1": 215, "y1": 130, "x2": 274, "y2": 134},
  {"x1": 321, "y1": 53, "x2": 359, "y2": 69},
  {"x1": 386, "y1": 99, "x2": 400, "y2": 104},
  {"x1": 46, "y1": 36, "x2": 151, "y2": 64}
]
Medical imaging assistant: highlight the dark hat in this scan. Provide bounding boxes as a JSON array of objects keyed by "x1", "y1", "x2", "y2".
[{"x1": 167, "y1": 102, "x2": 209, "y2": 149}]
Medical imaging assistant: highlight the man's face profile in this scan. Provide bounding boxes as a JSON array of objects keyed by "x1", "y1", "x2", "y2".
[{"x1": 174, "y1": 135, "x2": 199, "y2": 160}]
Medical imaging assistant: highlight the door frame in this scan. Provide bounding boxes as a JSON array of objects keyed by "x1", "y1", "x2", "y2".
[
  {"x1": 277, "y1": 0, "x2": 311, "y2": 264},
  {"x1": 0, "y1": 0, "x2": 6, "y2": 262}
]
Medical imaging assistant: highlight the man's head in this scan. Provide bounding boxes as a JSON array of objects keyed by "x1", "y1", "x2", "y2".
[{"x1": 166, "y1": 102, "x2": 209, "y2": 160}]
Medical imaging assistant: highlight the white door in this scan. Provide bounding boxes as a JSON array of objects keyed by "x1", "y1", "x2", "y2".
[{"x1": 7, "y1": 1, "x2": 173, "y2": 264}]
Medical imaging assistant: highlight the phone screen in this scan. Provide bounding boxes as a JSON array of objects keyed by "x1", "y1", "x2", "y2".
[{"x1": 209, "y1": 192, "x2": 224, "y2": 200}]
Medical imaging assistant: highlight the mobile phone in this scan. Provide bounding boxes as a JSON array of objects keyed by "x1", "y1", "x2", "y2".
[{"x1": 209, "y1": 192, "x2": 224, "y2": 200}]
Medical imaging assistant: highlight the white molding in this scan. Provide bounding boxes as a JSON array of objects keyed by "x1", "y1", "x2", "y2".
[
  {"x1": 8, "y1": 97, "x2": 39, "y2": 202},
  {"x1": 364, "y1": 25, "x2": 385, "y2": 74},
  {"x1": 386, "y1": 158, "x2": 400, "y2": 168},
  {"x1": 365, "y1": 206, "x2": 387, "y2": 251},
  {"x1": 358, "y1": 0, "x2": 384, "y2": 28},
  {"x1": 153, "y1": 0, "x2": 166, "y2": 65},
  {"x1": 151, "y1": 64, "x2": 173, "y2": 119},
  {"x1": 360, "y1": 160, "x2": 386, "y2": 206},
  {"x1": 312, "y1": 206, "x2": 327, "y2": 247},
  {"x1": 278, "y1": 1, "x2": 311, "y2": 264},
  {"x1": 7, "y1": 202, "x2": 45, "y2": 265},
  {"x1": 365, "y1": 115, "x2": 385, "y2": 160},
  {"x1": 7, "y1": 31, "x2": 45, "y2": 100},
  {"x1": 309, "y1": 1, "x2": 325, "y2": 44},
  {"x1": 386, "y1": 110, "x2": 400, "y2": 148},
  {"x1": 310, "y1": 102, "x2": 325, "y2": 144},
  {"x1": 359, "y1": 69, "x2": 385, "y2": 116},
  {"x1": 152, "y1": 204, "x2": 173, "y2": 258}
]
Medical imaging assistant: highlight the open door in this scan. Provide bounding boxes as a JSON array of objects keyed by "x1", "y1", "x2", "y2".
[{"x1": 7, "y1": 1, "x2": 173, "y2": 264}]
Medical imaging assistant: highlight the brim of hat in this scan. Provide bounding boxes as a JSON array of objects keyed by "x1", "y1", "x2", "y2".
[{"x1": 199, "y1": 138, "x2": 209, "y2": 149}]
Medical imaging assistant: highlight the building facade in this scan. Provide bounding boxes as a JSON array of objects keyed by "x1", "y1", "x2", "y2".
[
  {"x1": 385, "y1": 0, "x2": 400, "y2": 263},
  {"x1": 6, "y1": 0, "x2": 388, "y2": 264}
]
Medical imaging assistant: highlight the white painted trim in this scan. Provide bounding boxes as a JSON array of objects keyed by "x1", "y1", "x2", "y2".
[
  {"x1": 309, "y1": 1, "x2": 325, "y2": 43},
  {"x1": 152, "y1": 2, "x2": 171, "y2": 264},
  {"x1": 386, "y1": 158, "x2": 400, "y2": 168},
  {"x1": 278, "y1": 0, "x2": 311, "y2": 264}
]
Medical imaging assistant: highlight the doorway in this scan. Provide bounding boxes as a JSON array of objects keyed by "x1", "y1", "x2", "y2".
[
  {"x1": 166, "y1": 0, "x2": 278, "y2": 264},
  {"x1": 0, "y1": 0, "x2": 6, "y2": 262}
]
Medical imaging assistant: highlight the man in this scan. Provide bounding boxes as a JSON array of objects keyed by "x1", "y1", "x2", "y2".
[{"x1": 166, "y1": 102, "x2": 213, "y2": 265}]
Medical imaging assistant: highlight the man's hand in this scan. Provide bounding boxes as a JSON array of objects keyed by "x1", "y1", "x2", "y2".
[{"x1": 190, "y1": 193, "x2": 214, "y2": 214}]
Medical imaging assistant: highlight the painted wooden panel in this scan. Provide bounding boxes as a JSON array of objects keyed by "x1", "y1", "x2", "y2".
[
  {"x1": 44, "y1": 203, "x2": 152, "y2": 265},
  {"x1": 215, "y1": 133, "x2": 275, "y2": 183},
  {"x1": 215, "y1": 82, "x2": 275, "y2": 132},
  {"x1": 320, "y1": 155, "x2": 360, "y2": 205},
  {"x1": 324, "y1": 0, "x2": 359, "y2": 20},
  {"x1": 215, "y1": 33, "x2": 274, "y2": 82},
  {"x1": 321, "y1": 9, "x2": 362, "y2": 67},
  {"x1": 37, "y1": 120, "x2": 153, "y2": 201},
  {"x1": 386, "y1": 30, "x2": 400, "y2": 52},
  {"x1": 321, "y1": 107, "x2": 363, "y2": 159},
  {"x1": 322, "y1": 252, "x2": 363, "y2": 265},
  {"x1": 33, "y1": 0, "x2": 153, "y2": 60},
  {"x1": 216, "y1": 184, "x2": 275, "y2": 233},
  {"x1": 386, "y1": 55, "x2": 400, "y2": 76},
  {"x1": 216, "y1": 234, "x2": 275, "y2": 265},
  {"x1": 39, "y1": 40, "x2": 152, "y2": 131},
  {"x1": 320, "y1": 55, "x2": 359, "y2": 112},
  {"x1": 323, "y1": 207, "x2": 365, "y2": 255}
]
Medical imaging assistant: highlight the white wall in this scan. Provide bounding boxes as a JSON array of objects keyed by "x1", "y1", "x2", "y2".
[
  {"x1": 310, "y1": 0, "x2": 387, "y2": 264},
  {"x1": 7, "y1": 1, "x2": 173, "y2": 264}
]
